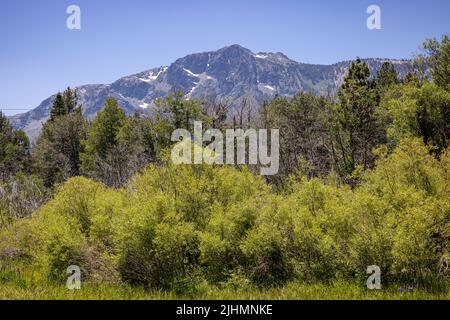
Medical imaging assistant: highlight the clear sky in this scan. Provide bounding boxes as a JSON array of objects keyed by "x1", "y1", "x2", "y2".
[{"x1": 0, "y1": 0, "x2": 449, "y2": 115}]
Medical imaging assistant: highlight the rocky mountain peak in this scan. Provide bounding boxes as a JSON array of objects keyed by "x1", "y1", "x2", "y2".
[{"x1": 9, "y1": 45, "x2": 414, "y2": 140}]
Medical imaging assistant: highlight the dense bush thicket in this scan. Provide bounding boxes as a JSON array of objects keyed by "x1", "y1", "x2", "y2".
[{"x1": 1, "y1": 138, "x2": 448, "y2": 290}]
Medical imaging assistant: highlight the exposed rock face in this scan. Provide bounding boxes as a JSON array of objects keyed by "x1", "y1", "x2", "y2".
[{"x1": 10, "y1": 44, "x2": 414, "y2": 139}]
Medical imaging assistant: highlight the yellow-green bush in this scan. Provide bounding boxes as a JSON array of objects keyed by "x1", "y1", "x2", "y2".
[
  {"x1": 119, "y1": 212, "x2": 200, "y2": 289},
  {"x1": 118, "y1": 163, "x2": 270, "y2": 289},
  {"x1": 30, "y1": 177, "x2": 127, "y2": 282},
  {"x1": 356, "y1": 138, "x2": 449, "y2": 283}
]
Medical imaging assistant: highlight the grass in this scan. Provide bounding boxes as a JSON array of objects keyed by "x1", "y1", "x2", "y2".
[
  {"x1": 0, "y1": 281, "x2": 449, "y2": 300},
  {"x1": 1, "y1": 264, "x2": 448, "y2": 300}
]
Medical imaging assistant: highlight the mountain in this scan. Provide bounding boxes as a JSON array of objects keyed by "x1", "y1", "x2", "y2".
[{"x1": 10, "y1": 44, "x2": 414, "y2": 139}]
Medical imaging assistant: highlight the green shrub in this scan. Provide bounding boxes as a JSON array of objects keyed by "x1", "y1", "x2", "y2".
[
  {"x1": 121, "y1": 163, "x2": 270, "y2": 287},
  {"x1": 241, "y1": 219, "x2": 293, "y2": 286},
  {"x1": 120, "y1": 212, "x2": 200, "y2": 289},
  {"x1": 358, "y1": 138, "x2": 449, "y2": 285},
  {"x1": 31, "y1": 177, "x2": 127, "y2": 282}
]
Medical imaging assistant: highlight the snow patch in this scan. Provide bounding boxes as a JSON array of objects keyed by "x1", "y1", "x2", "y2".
[
  {"x1": 139, "y1": 67, "x2": 168, "y2": 83},
  {"x1": 183, "y1": 68, "x2": 200, "y2": 78},
  {"x1": 183, "y1": 71, "x2": 216, "y2": 98},
  {"x1": 255, "y1": 54, "x2": 268, "y2": 59},
  {"x1": 258, "y1": 83, "x2": 276, "y2": 93},
  {"x1": 139, "y1": 103, "x2": 149, "y2": 109},
  {"x1": 188, "y1": 82, "x2": 199, "y2": 96}
]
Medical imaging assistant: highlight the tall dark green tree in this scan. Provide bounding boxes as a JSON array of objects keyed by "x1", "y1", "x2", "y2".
[
  {"x1": 49, "y1": 93, "x2": 65, "y2": 120},
  {"x1": 81, "y1": 98, "x2": 154, "y2": 187},
  {"x1": 404, "y1": 71, "x2": 421, "y2": 86},
  {"x1": 421, "y1": 35, "x2": 450, "y2": 91},
  {"x1": 82, "y1": 98, "x2": 126, "y2": 159},
  {"x1": 33, "y1": 88, "x2": 87, "y2": 187},
  {"x1": 376, "y1": 62, "x2": 399, "y2": 89},
  {"x1": 49, "y1": 87, "x2": 79, "y2": 121},
  {"x1": 0, "y1": 112, "x2": 30, "y2": 181},
  {"x1": 332, "y1": 59, "x2": 383, "y2": 177},
  {"x1": 150, "y1": 91, "x2": 210, "y2": 157},
  {"x1": 154, "y1": 91, "x2": 207, "y2": 130}
]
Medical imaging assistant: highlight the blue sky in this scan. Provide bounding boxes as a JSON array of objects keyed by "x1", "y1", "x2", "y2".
[{"x1": 0, "y1": 0, "x2": 449, "y2": 115}]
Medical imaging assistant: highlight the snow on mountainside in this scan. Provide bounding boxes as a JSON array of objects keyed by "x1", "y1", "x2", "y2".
[{"x1": 9, "y1": 45, "x2": 414, "y2": 139}]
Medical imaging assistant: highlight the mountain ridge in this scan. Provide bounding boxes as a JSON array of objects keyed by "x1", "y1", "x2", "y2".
[{"x1": 9, "y1": 44, "x2": 414, "y2": 139}]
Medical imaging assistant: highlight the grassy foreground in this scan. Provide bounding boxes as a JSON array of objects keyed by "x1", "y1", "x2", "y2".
[{"x1": 1, "y1": 281, "x2": 449, "y2": 300}]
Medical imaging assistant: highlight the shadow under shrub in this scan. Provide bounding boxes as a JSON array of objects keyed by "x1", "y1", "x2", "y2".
[{"x1": 119, "y1": 214, "x2": 200, "y2": 290}]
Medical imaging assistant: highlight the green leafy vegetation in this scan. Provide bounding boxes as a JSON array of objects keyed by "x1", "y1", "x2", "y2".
[{"x1": 0, "y1": 36, "x2": 449, "y2": 299}]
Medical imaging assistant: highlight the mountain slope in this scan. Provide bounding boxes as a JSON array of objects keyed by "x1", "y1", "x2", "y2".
[{"x1": 10, "y1": 45, "x2": 414, "y2": 139}]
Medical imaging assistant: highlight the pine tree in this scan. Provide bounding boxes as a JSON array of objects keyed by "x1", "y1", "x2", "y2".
[
  {"x1": 83, "y1": 98, "x2": 126, "y2": 157},
  {"x1": 0, "y1": 112, "x2": 30, "y2": 181},
  {"x1": 80, "y1": 98, "x2": 157, "y2": 187},
  {"x1": 376, "y1": 62, "x2": 399, "y2": 89},
  {"x1": 49, "y1": 87, "x2": 79, "y2": 121},
  {"x1": 154, "y1": 90, "x2": 206, "y2": 131},
  {"x1": 81, "y1": 98, "x2": 127, "y2": 187},
  {"x1": 0, "y1": 112, "x2": 13, "y2": 143},
  {"x1": 333, "y1": 59, "x2": 382, "y2": 177},
  {"x1": 62, "y1": 86, "x2": 78, "y2": 113},
  {"x1": 404, "y1": 72, "x2": 421, "y2": 86},
  {"x1": 421, "y1": 35, "x2": 450, "y2": 91},
  {"x1": 33, "y1": 89, "x2": 87, "y2": 187},
  {"x1": 49, "y1": 93, "x2": 65, "y2": 120}
]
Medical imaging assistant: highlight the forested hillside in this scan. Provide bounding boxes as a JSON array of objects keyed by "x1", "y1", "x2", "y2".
[{"x1": 0, "y1": 36, "x2": 449, "y2": 299}]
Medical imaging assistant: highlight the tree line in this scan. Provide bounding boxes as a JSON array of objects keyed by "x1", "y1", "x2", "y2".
[{"x1": 1, "y1": 36, "x2": 449, "y2": 225}]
